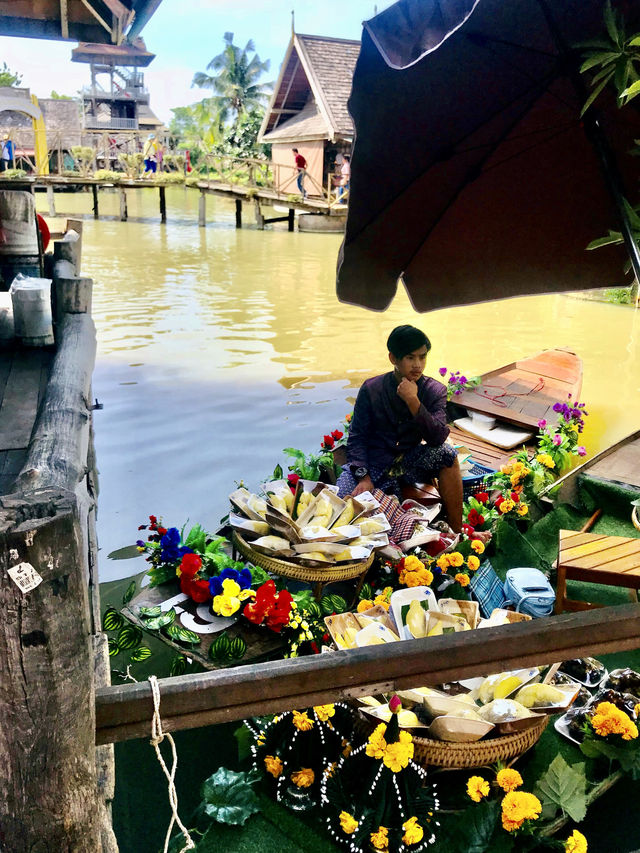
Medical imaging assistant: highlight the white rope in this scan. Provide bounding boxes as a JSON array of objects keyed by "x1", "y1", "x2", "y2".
[{"x1": 148, "y1": 675, "x2": 196, "y2": 853}]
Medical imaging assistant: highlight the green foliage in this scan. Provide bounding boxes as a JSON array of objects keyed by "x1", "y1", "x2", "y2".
[
  {"x1": 92, "y1": 169, "x2": 121, "y2": 182},
  {"x1": 580, "y1": 733, "x2": 640, "y2": 778},
  {"x1": 586, "y1": 199, "x2": 640, "y2": 276},
  {"x1": 70, "y1": 145, "x2": 94, "y2": 177},
  {"x1": 154, "y1": 172, "x2": 185, "y2": 184},
  {"x1": 117, "y1": 152, "x2": 144, "y2": 178},
  {"x1": 0, "y1": 62, "x2": 22, "y2": 87},
  {"x1": 451, "y1": 800, "x2": 508, "y2": 853},
  {"x1": 1, "y1": 168, "x2": 26, "y2": 179},
  {"x1": 579, "y1": 2, "x2": 640, "y2": 114},
  {"x1": 200, "y1": 767, "x2": 261, "y2": 826},
  {"x1": 49, "y1": 90, "x2": 72, "y2": 99},
  {"x1": 533, "y1": 753, "x2": 588, "y2": 822},
  {"x1": 282, "y1": 446, "x2": 340, "y2": 483}
]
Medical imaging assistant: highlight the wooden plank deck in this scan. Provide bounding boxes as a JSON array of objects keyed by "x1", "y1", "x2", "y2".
[
  {"x1": 0, "y1": 347, "x2": 52, "y2": 493},
  {"x1": 585, "y1": 434, "x2": 640, "y2": 490}
]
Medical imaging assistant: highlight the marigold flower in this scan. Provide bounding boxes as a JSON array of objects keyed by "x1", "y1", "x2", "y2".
[
  {"x1": 467, "y1": 775, "x2": 490, "y2": 802},
  {"x1": 455, "y1": 572, "x2": 470, "y2": 587},
  {"x1": 517, "y1": 504, "x2": 529, "y2": 516},
  {"x1": 382, "y1": 730, "x2": 414, "y2": 772},
  {"x1": 403, "y1": 555, "x2": 425, "y2": 572},
  {"x1": 448, "y1": 551, "x2": 464, "y2": 568},
  {"x1": 536, "y1": 453, "x2": 555, "y2": 469},
  {"x1": 501, "y1": 791, "x2": 542, "y2": 831},
  {"x1": 291, "y1": 767, "x2": 314, "y2": 788},
  {"x1": 496, "y1": 768, "x2": 523, "y2": 792},
  {"x1": 366, "y1": 723, "x2": 387, "y2": 759},
  {"x1": 500, "y1": 498, "x2": 515, "y2": 513},
  {"x1": 292, "y1": 710, "x2": 314, "y2": 731},
  {"x1": 370, "y1": 826, "x2": 389, "y2": 850},
  {"x1": 467, "y1": 555, "x2": 480, "y2": 571},
  {"x1": 313, "y1": 704, "x2": 335, "y2": 722},
  {"x1": 501, "y1": 464, "x2": 513, "y2": 475},
  {"x1": 565, "y1": 829, "x2": 588, "y2": 853},
  {"x1": 591, "y1": 701, "x2": 638, "y2": 740},
  {"x1": 357, "y1": 599, "x2": 374, "y2": 612},
  {"x1": 471, "y1": 539, "x2": 485, "y2": 555},
  {"x1": 436, "y1": 554, "x2": 450, "y2": 570},
  {"x1": 402, "y1": 816, "x2": 424, "y2": 845},
  {"x1": 635, "y1": 703, "x2": 640, "y2": 719},
  {"x1": 339, "y1": 811, "x2": 358, "y2": 835},
  {"x1": 263, "y1": 754, "x2": 283, "y2": 778}
]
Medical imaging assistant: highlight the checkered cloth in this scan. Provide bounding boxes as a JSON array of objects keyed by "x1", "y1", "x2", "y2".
[
  {"x1": 372, "y1": 489, "x2": 427, "y2": 545},
  {"x1": 469, "y1": 560, "x2": 506, "y2": 617}
]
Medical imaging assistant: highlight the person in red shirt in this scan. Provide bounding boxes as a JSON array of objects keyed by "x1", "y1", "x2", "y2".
[{"x1": 292, "y1": 148, "x2": 307, "y2": 198}]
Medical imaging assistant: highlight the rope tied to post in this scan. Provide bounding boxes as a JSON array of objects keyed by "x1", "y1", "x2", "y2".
[{"x1": 148, "y1": 675, "x2": 196, "y2": 853}]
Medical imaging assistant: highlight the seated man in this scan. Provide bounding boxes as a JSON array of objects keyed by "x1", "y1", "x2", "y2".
[{"x1": 336, "y1": 324, "x2": 463, "y2": 532}]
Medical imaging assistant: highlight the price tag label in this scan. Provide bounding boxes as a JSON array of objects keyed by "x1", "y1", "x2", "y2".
[{"x1": 8, "y1": 562, "x2": 43, "y2": 594}]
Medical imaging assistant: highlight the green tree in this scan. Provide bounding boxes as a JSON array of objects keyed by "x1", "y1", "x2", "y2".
[
  {"x1": 169, "y1": 98, "x2": 226, "y2": 154},
  {"x1": 192, "y1": 32, "x2": 272, "y2": 122},
  {"x1": 49, "y1": 90, "x2": 72, "y2": 100},
  {"x1": 0, "y1": 62, "x2": 22, "y2": 87}
]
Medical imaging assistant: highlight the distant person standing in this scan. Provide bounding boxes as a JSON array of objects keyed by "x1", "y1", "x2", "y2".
[
  {"x1": 155, "y1": 140, "x2": 164, "y2": 172},
  {"x1": 338, "y1": 153, "x2": 350, "y2": 203},
  {"x1": 1, "y1": 134, "x2": 13, "y2": 172},
  {"x1": 143, "y1": 134, "x2": 157, "y2": 177},
  {"x1": 292, "y1": 147, "x2": 307, "y2": 198}
]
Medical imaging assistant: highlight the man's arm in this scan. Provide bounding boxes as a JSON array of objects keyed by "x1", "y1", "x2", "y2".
[{"x1": 397, "y1": 379, "x2": 449, "y2": 446}]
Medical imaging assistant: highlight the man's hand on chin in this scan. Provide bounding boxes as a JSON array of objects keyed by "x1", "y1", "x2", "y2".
[
  {"x1": 351, "y1": 475, "x2": 374, "y2": 497},
  {"x1": 396, "y1": 378, "x2": 420, "y2": 415}
]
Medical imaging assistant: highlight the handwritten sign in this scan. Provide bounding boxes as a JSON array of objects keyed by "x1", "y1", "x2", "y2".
[{"x1": 8, "y1": 562, "x2": 43, "y2": 594}]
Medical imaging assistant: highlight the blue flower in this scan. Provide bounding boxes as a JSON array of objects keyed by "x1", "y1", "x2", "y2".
[
  {"x1": 209, "y1": 566, "x2": 252, "y2": 596},
  {"x1": 160, "y1": 527, "x2": 185, "y2": 562}
]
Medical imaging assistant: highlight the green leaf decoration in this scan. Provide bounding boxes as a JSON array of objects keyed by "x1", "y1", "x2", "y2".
[
  {"x1": 129, "y1": 646, "x2": 153, "y2": 662},
  {"x1": 169, "y1": 655, "x2": 188, "y2": 677},
  {"x1": 122, "y1": 580, "x2": 137, "y2": 605},
  {"x1": 306, "y1": 601, "x2": 322, "y2": 619},
  {"x1": 147, "y1": 563, "x2": 178, "y2": 587},
  {"x1": 144, "y1": 609, "x2": 177, "y2": 630},
  {"x1": 210, "y1": 632, "x2": 232, "y2": 662},
  {"x1": 138, "y1": 605, "x2": 162, "y2": 617},
  {"x1": 228, "y1": 636, "x2": 247, "y2": 660},
  {"x1": 200, "y1": 767, "x2": 261, "y2": 826},
  {"x1": 165, "y1": 623, "x2": 201, "y2": 645},
  {"x1": 116, "y1": 625, "x2": 143, "y2": 650},
  {"x1": 580, "y1": 737, "x2": 640, "y2": 777},
  {"x1": 533, "y1": 753, "x2": 588, "y2": 823},
  {"x1": 453, "y1": 800, "x2": 504, "y2": 853},
  {"x1": 103, "y1": 607, "x2": 125, "y2": 632},
  {"x1": 107, "y1": 544, "x2": 144, "y2": 560},
  {"x1": 327, "y1": 593, "x2": 347, "y2": 614},
  {"x1": 108, "y1": 637, "x2": 120, "y2": 657},
  {"x1": 184, "y1": 523, "x2": 207, "y2": 553},
  {"x1": 249, "y1": 565, "x2": 270, "y2": 587},
  {"x1": 273, "y1": 463, "x2": 284, "y2": 480}
]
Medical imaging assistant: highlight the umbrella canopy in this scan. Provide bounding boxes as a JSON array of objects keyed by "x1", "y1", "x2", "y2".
[{"x1": 337, "y1": 0, "x2": 640, "y2": 312}]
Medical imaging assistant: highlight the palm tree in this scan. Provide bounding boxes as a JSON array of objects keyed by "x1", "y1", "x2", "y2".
[{"x1": 192, "y1": 32, "x2": 272, "y2": 122}]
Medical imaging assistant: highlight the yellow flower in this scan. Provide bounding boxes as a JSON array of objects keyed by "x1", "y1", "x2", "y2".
[
  {"x1": 221, "y1": 578, "x2": 241, "y2": 597},
  {"x1": 342, "y1": 738, "x2": 352, "y2": 757},
  {"x1": 291, "y1": 767, "x2": 314, "y2": 788},
  {"x1": 339, "y1": 811, "x2": 358, "y2": 835},
  {"x1": 402, "y1": 567, "x2": 434, "y2": 587},
  {"x1": 565, "y1": 829, "x2": 588, "y2": 853},
  {"x1": 536, "y1": 453, "x2": 555, "y2": 469},
  {"x1": 501, "y1": 791, "x2": 542, "y2": 831},
  {"x1": 467, "y1": 776, "x2": 490, "y2": 802},
  {"x1": 517, "y1": 504, "x2": 529, "y2": 516},
  {"x1": 454, "y1": 572, "x2": 470, "y2": 588},
  {"x1": 402, "y1": 816, "x2": 424, "y2": 845},
  {"x1": 357, "y1": 599, "x2": 374, "y2": 612},
  {"x1": 496, "y1": 768, "x2": 523, "y2": 792},
  {"x1": 436, "y1": 554, "x2": 450, "y2": 571},
  {"x1": 403, "y1": 555, "x2": 424, "y2": 572},
  {"x1": 471, "y1": 539, "x2": 485, "y2": 555},
  {"x1": 500, "y1": 499, "x2": 515, "y2": 513},
  {"x1": 510, "y1": 473, "x2": 523, "y2": 487},
  {"x1": 448, "y1": 551, "x2": 464, "y2": 568},
  {"x1": 591, "y1": 701, "x2": 638, "y2": 740},
  {"x1": 370, "y1": 826, "x2": 389, "y2": 850},
  {"x1": 382, "y1": 730, "x2": 414, "y2": 772},
  {"x1": 313, "y1": 704, "x2": 335, "y2": 722},
  {"x1": 213, "y1": 594, "x2": 240, "y2": 617},
  {"x1": 292, "y1": 710, "x2": 314, "y2": 731},
  {"x1": 467, "y1": 555, "x2": 480, "y2": 571},
  {"x1": 635, "y1": 703, "x2": 640, "y2": 718},
  {"x1": 263, "y1": 754, "x2": 283, "y2": 778},
  {"x1": 366, "y1": 723, "x2": 388, "y2": 759},
  {"x1": 373, "y1": 589, "x2": 392, "y2": 609},
  {"x1": 500, "y1": 464, "x2": 513, "y2": 475}
]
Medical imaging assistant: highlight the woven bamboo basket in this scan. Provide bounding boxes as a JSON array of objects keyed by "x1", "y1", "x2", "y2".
[
  {"x1": 354, "y1": 711, "x2": 548, "y2": 769},
  {"x1": 232, "y1": 531, "x2": 374, "y2": 584}
]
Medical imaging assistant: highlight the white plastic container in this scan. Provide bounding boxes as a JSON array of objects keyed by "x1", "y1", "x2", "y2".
[
  {"x1": 0, "y1": 292, "x2": 15, "y2": 345},
  {"x1": 9, "y1": 275, "x2": 54, "y2": 346}
]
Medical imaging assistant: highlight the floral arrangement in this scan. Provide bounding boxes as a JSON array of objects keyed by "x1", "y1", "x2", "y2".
[
  {"x1": 537, "y1": 396, "x2": 588, "y2": 470},
  {"x1": 321, "y1": 427, "x2": 345, "y2": 452},
  {"x1": 322, "y1": 696, "x2": 439, "y2": 852},
  {"x1": 209, "y1": 567, "x2": 254, "y2": 616},
  {"x1": 244, "y1": 579, "x2": 293, "y2": 632},
  {"x1": 249, "y1": 703, "x2": 353, "y2": 811},
  {"x1": 580, "y1": 700, "x2": 640, "y2": 775},
  {"x1": 438, "y1": 366, "x2": 480, "y2": 400}
]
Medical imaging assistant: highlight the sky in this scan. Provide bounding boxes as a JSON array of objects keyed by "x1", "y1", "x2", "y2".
[{"x1": 0, "y1": 0, "x2": 391, "y2": 123}]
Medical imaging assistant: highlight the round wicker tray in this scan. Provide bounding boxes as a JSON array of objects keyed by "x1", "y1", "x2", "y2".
[
  {"x1": 232, "y1": 531, "x2": 375, "y2": 584},
  {"x1": 354, "y1": 711, "x2": 548, "y2": 769}
]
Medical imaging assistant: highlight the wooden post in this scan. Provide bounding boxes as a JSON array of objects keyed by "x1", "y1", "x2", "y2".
[
  {"x1": 235, "y1": 198, "x2": 242, "y2": 229},
  {"x1": 119, "y1": 188, "x2": 127, "y2": 222},
  {"x1": 288, "y1": 208, "x2": 295, "y2": 232},
  {"x1": 254, "y1": 199, "x2": 264, "y2": 230},
  {"x1": 53, "y1": 229, "x2": 82, "y2": 276},
  {"x1": 159, "y1": 185, "x2": 166, "y2": 223},
  {"x1": 198, "y1": 190, "x2": 206, "y2": 227},
  {"x1": 92, "y1": 184, "x2": 99, "y2": 219},
  {"x1": 46, "y1": 184, "x2": 56, "y2": 217},
  {"x1": 0, "y1": 491, "x2": 102, "y2": 850}
]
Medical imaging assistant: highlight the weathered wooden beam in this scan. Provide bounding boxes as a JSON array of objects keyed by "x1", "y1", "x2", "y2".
[
  {"x1": 92, "y1": 184, "x2": 99, "y2": 219},
  {"x1": 0, "y1": 491, "x2": 102, "y2": 850},
  {"x1": 119, "y1": 187, "x2": 127, "y2": 221},
  {"x1": 46, "y1": 184, "x2": 56, "y2": 217},
  {"x1": 95, "y1": 604, "x2": 640, "y2": 744},
  {"x1": 159, "y1": 185, "x2": 166, "y2": 223},
  {"x1": 15, "y1": 314, "x2": 96, "y2": 494},
  {"x1": 198, "y1": 190, "x2": 206, "y2": 227},
  {"x1": 53, "y1": 228, "x2": 81, "y2": 275},
  {"x1": 235, "y1": 197, "x2": 242, "y2": 229}
]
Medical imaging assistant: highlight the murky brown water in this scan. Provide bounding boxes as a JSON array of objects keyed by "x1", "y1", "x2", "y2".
[{"x1": 37, "y1": 186, "x2": 640, "y2": 580}]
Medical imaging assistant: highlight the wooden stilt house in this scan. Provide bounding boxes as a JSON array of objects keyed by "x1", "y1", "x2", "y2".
[{"x1": 258, "y1": 33, "x2": 360, "y2": 197}]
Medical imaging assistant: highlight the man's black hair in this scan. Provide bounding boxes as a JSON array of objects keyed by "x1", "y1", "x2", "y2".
[
  {"x1": 292, "y1": 148, "x2": 298, "y2": 152},
  {"x1": 386, "y1": 325, "x2": 431, "y2": 359}
]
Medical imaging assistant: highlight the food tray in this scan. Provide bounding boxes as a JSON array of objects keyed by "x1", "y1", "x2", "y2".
[
  {"x1": 233, "y1": 531, "x2": 374, "y2": 583},
  {"x1": 354, "y1": 711, "x2": 548, "y2": 769}
]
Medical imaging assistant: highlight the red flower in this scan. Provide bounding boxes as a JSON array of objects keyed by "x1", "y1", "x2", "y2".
[
  {"x1": 461, "y1": 523, "x2": 475, "y2": 537},
  {"x1": 331, "y1": 429, "x2": 344, "y2": 441},
  {"x1": 243, "y1": 581, "x2": 292, "y2": 632},
  {"x1": 180, "y1": 576, "x2": 211, "y2": 603},
  {"x1": 149, "y1": 515, "x2": 158, "y2": 524},
  {"x1": 396, "y1": 557, "x2": 406, "y2": 574},
  {"x1": 310, "y1": 641, "x2": 320, "y2": 654},
  {"x1": 467, "y1": 508, "x2": 485, "y2": 527},
  {"x1": 179, "y1": 553, "x2": 202, "y2": 578},
  {"x1": 475, "y1": 492, "x2": 489, "y2": 504},
  {"x1": 157, "y1": 526, "x2": 168, "y2": 536},
  {"x1": 322, "y1": 435, "x2": 335, "y2": 450},
  {"x1": 495, "y1": 498, "x2": 504, "y2": 514},
  {"x1": 138, "y1": 524, "x2": 147, "y2": 530},
  {"x1": 510, "y1": 491, "x2": 520, "y2": 503}
]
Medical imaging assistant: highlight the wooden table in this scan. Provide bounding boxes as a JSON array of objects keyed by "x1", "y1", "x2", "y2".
[{"x1": 555, "y1": 528, "x2": 640, "y2": 613}]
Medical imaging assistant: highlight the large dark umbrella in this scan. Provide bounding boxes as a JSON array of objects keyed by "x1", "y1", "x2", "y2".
[{"x1": 337, "y1": 0, "x2": 640, "y2": 312}]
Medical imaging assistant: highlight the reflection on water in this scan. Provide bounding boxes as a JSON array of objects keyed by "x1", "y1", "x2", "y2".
[{"x1": 37, "y1": 187, "x2": 640, "y2": 581}]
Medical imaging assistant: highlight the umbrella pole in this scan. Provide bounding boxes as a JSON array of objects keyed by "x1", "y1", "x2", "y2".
[{"x1": 537, "y1": 0, "x2": 640, "y2": 285}]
